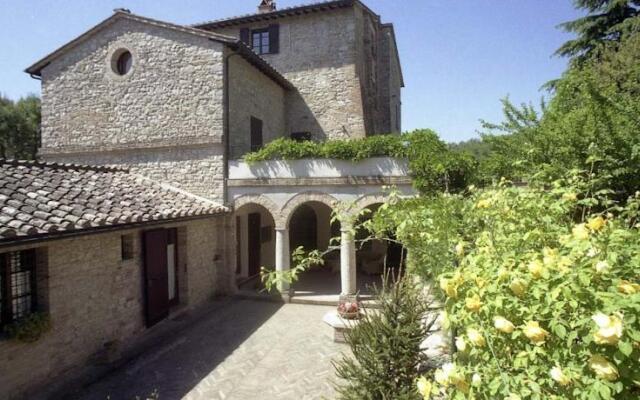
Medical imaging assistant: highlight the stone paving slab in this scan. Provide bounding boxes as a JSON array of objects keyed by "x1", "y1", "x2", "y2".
[{"x1": 70, "y1": 299, "x2": 347, "y2": 400}]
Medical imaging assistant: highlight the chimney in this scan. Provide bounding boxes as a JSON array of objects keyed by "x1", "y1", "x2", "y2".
[{"x1": 258, "y1": 0, "x2": 276, "y2": 13}]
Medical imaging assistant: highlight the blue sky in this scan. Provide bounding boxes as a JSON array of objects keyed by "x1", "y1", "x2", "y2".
[{"x1": 0, "y1": 0, "x2": 583, "y2": 142}]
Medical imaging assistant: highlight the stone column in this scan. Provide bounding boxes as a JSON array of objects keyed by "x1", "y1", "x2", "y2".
[
  {"x1": 340, "y1": 223, "x2": 357, "y2": 296},
  {"x1": 275, "y1": 227, "x2": 290, "y2": 293}
]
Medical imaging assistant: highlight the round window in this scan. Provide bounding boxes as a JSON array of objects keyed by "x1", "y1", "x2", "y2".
[{"x1": 112, "y1": 50, "x2": 133, "y2": 76}]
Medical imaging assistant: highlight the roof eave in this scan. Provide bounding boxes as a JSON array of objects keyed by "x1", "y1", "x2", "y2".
[
  {"x1": 225, "y1": 41, "x2": 294, "y2": 90},
  {"x1": 193, "y1": 0, "x2": 357, "y2": 30},
  {"x1": 0, "y1": 212, "x2": 229, "y2": 249},
  {"x1": 24, "y1": 11, "x2": 239, "y2": 77}
]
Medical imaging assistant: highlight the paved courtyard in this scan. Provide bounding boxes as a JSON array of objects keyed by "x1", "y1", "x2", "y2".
[{"x1": 71, "y1": 299, "x2": 347, "y2": 400}]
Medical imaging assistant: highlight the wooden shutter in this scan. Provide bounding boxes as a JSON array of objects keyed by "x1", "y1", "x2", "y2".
[
  {"x1": 268, "y1": 24, "x2": 279, "y2": 53},
  {"x1": 240, "y1": 28, "x2": 251, "y2": 45},
  {"x1": 250, "y1": 117, "x2": 263, "y2": 152}
]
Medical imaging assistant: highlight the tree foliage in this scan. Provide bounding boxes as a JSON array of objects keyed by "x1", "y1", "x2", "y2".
[
  {"x1": 556, "y1": 0, "x2": 640, "y2": 62},
  {"x1": 333, "y1": 273, "x2": 435, "y2": 400},
  {"x1": 478, "y1": 31, "x2": 640, "y2": 200},
  {"x1": 0, "y1": 94, "x2": 41, "y2": 160}
]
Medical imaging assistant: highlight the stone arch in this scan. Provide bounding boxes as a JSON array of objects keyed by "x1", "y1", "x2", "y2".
[
  {"x1": 234, "y1": 194, "x2": 280, "y2": 220},
  {"x1": 280, "y1": 191, "x2": 339, "y2": 229},
  {"x1": 350, "y1": 193, "x2": 389, "y2": 218}
]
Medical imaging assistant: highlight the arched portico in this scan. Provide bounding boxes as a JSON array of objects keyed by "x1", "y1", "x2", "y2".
[
  {"x1": 229, "y1": 157, "x2": 417, "y2": 299},
  {"x1": 234, "y1": 198, "x2": 277, "y2": 281}
]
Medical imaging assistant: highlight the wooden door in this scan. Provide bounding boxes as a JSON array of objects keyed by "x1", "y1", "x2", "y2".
[
  {"x1": 143, "y1": 229, "x2": 169, "y2": 327},
  {"x1": 248, "y1": 213, "x2": 261, "y2": 277}
]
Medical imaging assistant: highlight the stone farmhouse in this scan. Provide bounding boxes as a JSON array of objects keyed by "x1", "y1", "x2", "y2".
[{"x1": 0, "y1": 0, "x2": 411, "y2": 397}]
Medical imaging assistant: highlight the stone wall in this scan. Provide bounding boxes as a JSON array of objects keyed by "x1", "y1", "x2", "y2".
[
  {"x1": 228, "y1": 54, "x2": 287, "y2": 159},
  {"x1": 0, "y1": 216, "x2": 231, "y2": 400},
  {"x1": 38, "y1": 18, "x2": 226, "y2": 202},
  {"x1": 354, "y1": 6, "x2": 403, "y2": 135},
  {"x1": 211, "y1": 7, "x2": 367, "y2": 140}
]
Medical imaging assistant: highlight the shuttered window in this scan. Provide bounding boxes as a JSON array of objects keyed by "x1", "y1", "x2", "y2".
[
  {"x1": 0, "y1": 249, "x2": 37, "y2": 326},
  {"x1": 250, "y1": 117, "x2": 263, "y2": 152},
  {"x1": 241, "y1": 25, "x2": 279, "y2": 55}
]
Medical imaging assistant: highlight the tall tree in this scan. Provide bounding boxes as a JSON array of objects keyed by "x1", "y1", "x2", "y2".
[
  {"x1": 0, "y1": 95, "x2": 41, "y2": 160},
  {"x1": 556, "y1": 0, "x2": 640, "y2": 62}
]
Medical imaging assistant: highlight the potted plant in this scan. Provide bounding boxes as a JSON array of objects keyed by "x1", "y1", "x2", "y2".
[{"x1": 337, "y1": 296, "x2": 360, "y2": 320}]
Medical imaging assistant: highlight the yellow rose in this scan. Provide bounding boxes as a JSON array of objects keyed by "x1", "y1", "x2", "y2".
[
  {"x1": 542, "y1": 247, "x2": 558, "y2": 266},
  {"x1": 572, "y1": 223, "x2": 590, "y2": 240},
  {"x1": 498, "y1": 268, "x2": 510, "y2": 281},
  {"x1": 550, "y1": 366, "x2": 571, "y2": 386},
  {"x1": 618, "y1": 280, "x2": 640, "y2": 294},
  {"x1": 589, "y1": 354, "x2": 619, "y2": 381},
  {"x1": 527, "y1": 259, "x2": 545, "y2": 279},
  {"x1": 439, "y1": 278, "x2": 458, "y2": 299},
  {"x1": 494, "y1": 316, "x2": 516, "y2": 334},
  {"x1": 475, "y1": 276, "x2": 487, "y2": 288},
  {"x1": 562, "y1": 192, "x2": 577, "y2": 201},
  {"x1": 510, "y1": 279, "x2": 527, "y2": 297},
  {"x1": 592, "y1": 313, "x2": 623, "y2": 345},
  {"x1": 465, "y1": 294, "x2": 483, "y2": 312},
  {"x1": 595, "y1": 260, "x2": 610, "y2": 274},
  {"x1": 455, "y1": 242, "x2": 465, "y2": 257},
  {"x1": 476, "y1": 199, "x2": 491, "y2": 209},
  {"x1": 435, "y1": 362, "x2": 456, "y2": 386},
  {"x1": 455, "y1": 336, "x2": 467, "y2": 352},
  {"x1": 467, "y1": 328, "x2": 486, "y2": 347},
  {"x1": 416, "y1": 376, "x2": 432, "y2": 400},
  {"x1": 523, "y1": 321, "x2": 550, "y2": 345},
  {"x1": 587, "y1": 216, "x2": 606, "y2": 231},
  {"x1": 557, "y1": 256, "x2": 572, "y2": 272}
]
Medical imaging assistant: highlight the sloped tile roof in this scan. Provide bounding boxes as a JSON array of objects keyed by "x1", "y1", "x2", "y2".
[
  {"x1": 193, "y1": 0, "x2": 358, "y2": 29},
  {"x1": 0, "y1": 159, "x2": 227, "y2": 242}
]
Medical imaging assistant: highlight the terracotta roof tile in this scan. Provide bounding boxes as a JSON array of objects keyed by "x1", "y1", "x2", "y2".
[{"x1": 0, "y1": 159, "x2": 227, "y2": 241}]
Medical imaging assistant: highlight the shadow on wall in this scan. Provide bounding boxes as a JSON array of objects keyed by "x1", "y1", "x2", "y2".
[{"x1": 285, "y1": 89, "x2": 327, "y2": 143}]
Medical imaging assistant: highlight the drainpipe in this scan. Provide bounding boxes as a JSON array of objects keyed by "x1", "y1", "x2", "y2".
[{"x1": 222, "y1": 48, "x2": 242, "y2": 208}]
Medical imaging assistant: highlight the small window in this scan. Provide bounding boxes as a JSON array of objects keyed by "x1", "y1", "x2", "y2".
[
  {"x1": 252, "y1": 29, "x2": 270, "y2": 55},
  {"x1": 112, "y1": 49, "x2": 133, "y2": 76},
  {"x1": 291, "y1": 132, "x2": 312, "y2": 142},
  {"x1": 0, "y1": 249, "x2": 37, "y2": 326},
  {"x1": 121, "y1": 234, "x2": 134, "y2": 260},
  {"x1": 250, "y1": 116, "x2": 263, "y2": 152}
]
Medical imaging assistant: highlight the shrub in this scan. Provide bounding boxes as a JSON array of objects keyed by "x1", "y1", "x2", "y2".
[
  {"x1": 4, "y1": 312, "x2": 51, "y2": 343},
  {"x1": 372, "y1": 176, "x2": 640, "y2": 399},
  {"x1": 333, "y1": 273, "x2": 436, "y2": 400},
  {"x1": 243, "y1": 130, "x2": 478, "y2": 195}
]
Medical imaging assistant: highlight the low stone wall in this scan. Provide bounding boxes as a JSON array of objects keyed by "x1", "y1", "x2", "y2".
[{"x1": 0, "y1": 216, "x2": 231, "y2": 400}]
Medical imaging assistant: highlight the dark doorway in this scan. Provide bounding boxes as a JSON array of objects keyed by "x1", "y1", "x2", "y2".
[
  {"x1": 248, "y1": 212, "x2": 262, "y2": 277},
  {"x1": 143, "y1": 229, "x2": 169, "y2": 327},
  {"x1": 143, "y1": 228, "x2": 179, "y2": 327},
  {"x1": 289, "y1": 204, "x2": 318, "y2": 251}
]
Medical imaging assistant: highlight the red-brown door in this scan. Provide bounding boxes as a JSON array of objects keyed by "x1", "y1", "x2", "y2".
[{"x1": 143, "y1": 229, "x2": 169, "y2": 327}]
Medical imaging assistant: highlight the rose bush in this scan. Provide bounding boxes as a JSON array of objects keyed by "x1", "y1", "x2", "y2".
[{"x1": 369, "y1": 174, "x2": 640, "y2": 399}]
